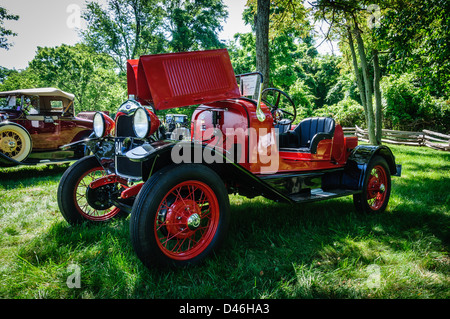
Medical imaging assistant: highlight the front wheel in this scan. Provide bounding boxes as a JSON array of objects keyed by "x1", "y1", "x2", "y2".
[
  {"x1": 130, "y1": 164, "x2": 230, "y2": 269},
  {"x1": 353, "y1": 156, "x2": 391, "y2": 214},
  {"x1": 57, "y1": 155, "x2": 127, "y2": 225}
]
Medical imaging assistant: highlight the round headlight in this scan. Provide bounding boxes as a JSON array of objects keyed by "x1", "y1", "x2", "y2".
[
  {"x1": 93, "y1": 112, "x2": 105, "y2": 138},
  {"x1": 133, "y1": 107, "x2": 150, "y2": 138}
]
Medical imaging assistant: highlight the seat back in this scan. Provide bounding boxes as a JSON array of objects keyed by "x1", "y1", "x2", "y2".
[
  {"x1": 278, "y1": 117, "x2": 335, "y2": 152},
  {"x1": 296, "y1": 117, "x2": 335, "y2": 147},
  {"x1": 275, "y1": 119, "x2": 292, "y2": 134}
]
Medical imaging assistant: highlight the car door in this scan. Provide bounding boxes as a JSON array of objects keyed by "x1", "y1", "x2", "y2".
[{"x1": 25, "y1": 113, "x2": 61, "y2": 151}]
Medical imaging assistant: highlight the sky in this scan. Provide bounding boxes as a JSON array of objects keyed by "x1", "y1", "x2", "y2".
[{"x1": 0, "y1": 0, "x2": 336, "y2": 71}]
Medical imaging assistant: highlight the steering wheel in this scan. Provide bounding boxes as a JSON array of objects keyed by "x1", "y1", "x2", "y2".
[{"x1": 261, "y1": 88, "x2": 297, "y2": 125}]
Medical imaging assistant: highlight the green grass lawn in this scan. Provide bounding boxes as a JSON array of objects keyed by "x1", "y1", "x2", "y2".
[{"x1": 0, "y1": 144, "x2": 448, "y2": 299}]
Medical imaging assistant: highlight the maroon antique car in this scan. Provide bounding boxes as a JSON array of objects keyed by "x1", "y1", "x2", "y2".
[
  {"x1": 0, "y1": 88, "x2": 95, "y2": 167},
  {"x1": 57, "y1": 49, "x2": 401, "y2": 269}
]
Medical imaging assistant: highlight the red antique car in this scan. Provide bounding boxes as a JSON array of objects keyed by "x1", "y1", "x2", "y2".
[
  {"x1": 0, "y1": 88, "x2": 95, "y2": 167},
  {"x1": 57, "y1": 49, "x2": 401, "y2": 269}
]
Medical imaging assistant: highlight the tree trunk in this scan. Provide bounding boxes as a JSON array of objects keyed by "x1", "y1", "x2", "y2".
[
  {"x1": 373, "y1": 49, "x2": 382, "y2": 145},
  {"x1": 255, "y1": 0, "x2": 270, "y2": 89},
  {"x1": 347, "y1": 28, "x2": 368, "y2": 127},
  {"x1": 354, "y1": 29, "x2": 376, "y2": 145}
]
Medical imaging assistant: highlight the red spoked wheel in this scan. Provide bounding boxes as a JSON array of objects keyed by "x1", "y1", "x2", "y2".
[
  {"x1": 73, "y1": 166, "x2": 122, "y2": 222},
  {"x1": 353, "y1": 156, "x2": 391, "y2": 214},
  {"x1": 130, "y1": 164, "x2": 230, "y2": 269},
  {"x1": 155, "y1": 180, "x2": 220, "y2": 260},
  {"x1": 366, "y1": 165, "x2": 388, "y2": 211},
  {"x1": 58, "y1": 156, "x2": 127, "y2": 225}
]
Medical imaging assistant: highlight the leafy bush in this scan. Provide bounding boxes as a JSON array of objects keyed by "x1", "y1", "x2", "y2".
[
  {"x1": 289, "y1": 78, "x2": 315, "y2": 119},
  {"x1": 381, "y1": 73, "x2": 450, "y2": 132},
  {"x1": 313, "y1": 97, "x2": 365, "y2": 127}
]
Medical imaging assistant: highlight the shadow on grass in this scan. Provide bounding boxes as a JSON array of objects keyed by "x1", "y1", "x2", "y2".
[
  {"x1": 16, "y1": 186, "x2": 449, "y2": 298},
  {"x1": 0, "y1": 163, "x2": 71, "y2": 187}
]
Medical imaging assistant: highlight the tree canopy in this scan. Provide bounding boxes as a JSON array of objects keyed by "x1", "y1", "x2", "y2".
[
  {"x1": 81, "y1": 0, "x2": 228, "y2": 71},
  {"x1": 0, "y1": 0, "x2": 448, "y2": 134},
  {"x1": 0, "y1": 6, "x2": 19, "y2": 50}
]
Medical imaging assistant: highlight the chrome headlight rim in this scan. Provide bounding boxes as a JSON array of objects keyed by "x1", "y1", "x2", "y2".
[
  {"x1": 93, "y1": 112, "x2": 106, "y2": 138},
  {"x1": 132, "y1": 107, "x2": 150, "y2": 139}
]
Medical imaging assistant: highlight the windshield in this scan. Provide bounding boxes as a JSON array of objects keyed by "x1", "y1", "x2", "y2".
[
  {"x1": 0, "y1": 95, "x2": 20, "y2": 110},
  {"x1": 174, "y1": 115, "x2": 187, "y2": 123},
  {"x1": 0, "y1": 95, "x2": 40, "y2": 113}
]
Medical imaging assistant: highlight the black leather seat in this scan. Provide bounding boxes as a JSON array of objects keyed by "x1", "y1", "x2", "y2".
[
  {"x1": 279, "y1": 117, "x2": 335, "y2": 154},
  {"x1": 274, "y1": 119, "x2": 291, "y2": 134}
]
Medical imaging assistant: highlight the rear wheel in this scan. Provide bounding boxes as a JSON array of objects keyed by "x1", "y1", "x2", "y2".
[
  {"x1": 130, "y1": 164, "x2": 230, "y2": 268},
  {"x1": 57, "y1": 155, "x2": 127, "y2": 225},
  {"x1": 353, "y1": 156, "x2": 391, "y2": 214}
]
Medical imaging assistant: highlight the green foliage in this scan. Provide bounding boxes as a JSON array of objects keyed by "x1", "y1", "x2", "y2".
[
  {"x1": 0, "y1": 6, "x2": 19, "y2": 50},
  {"x1": 381, "y1": 73, "x2": 450, "y2": 132},
  {"x1": 27, "y1": 43, "x2": 126, "y2": 114},
  {"x1": 0, "y1": 68, "x2": 41, "y2": 91},
  {"x1": 378, "y1": 0, "x2": 450, "y2": 99},
  {"x1": 228, "y1": 31, "x2": 343, "y2": 119},
  {"x1": 82, "y1": 0, "x2": 228, "y2": 70},
  {"x1": 314, "y1": 97, "x2": 366, "y2": 127},
  {"x1": 228, "y1": 33, "x2": 256, "y2": 75},
  {"x1": 81, "y1": 0, "x2": 167, "y2": 70},
  {"x1": 165, "y1": 0, "x2": 228, "y2": 52},
  {"x1": 244, "y1": 0, "x2": 310, "y2": 39},
  {"x1": 287, "y1": 78, "x2": 315, "y2": 119}
]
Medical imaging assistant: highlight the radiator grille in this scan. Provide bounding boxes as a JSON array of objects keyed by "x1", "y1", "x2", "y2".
[
  {"x1": 116, "y1": 114, "x2": 135, "y2": 137},
  {"x1": 115, "y1": 115, "x2": 141, "y2": 179}
]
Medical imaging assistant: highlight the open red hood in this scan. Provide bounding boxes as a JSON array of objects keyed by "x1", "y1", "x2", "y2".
[{"x1": 126, "y1": 49, "x2": 240, "y2": 110}]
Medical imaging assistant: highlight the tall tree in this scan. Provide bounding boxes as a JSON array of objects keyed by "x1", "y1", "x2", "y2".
[
  {"x1": 311, "y1": 0, "x2": 383, "y2": 145},
  {"x1": 164, "y1": 0, "x2": 228, "y2": 52},
  {"x1": 245, "y1": 0, "x2": 309, "y2": 88},
  {"x1": 255, "y1": 0, "x2": 270, "y2": 89},
  {"x1": 81, "y1": 0, "x2": 166, "y2": 71},
  {"x1": 0, "y1": 6, "x2": 19, "y2": 50},
  {"x1": 81, "y1": 0, "x2": 228, "y2": 71}
]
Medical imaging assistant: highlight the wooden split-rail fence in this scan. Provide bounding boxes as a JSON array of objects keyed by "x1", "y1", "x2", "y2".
[{"x1": 342, "y1": 126, "x2": 450, "y2": 151}]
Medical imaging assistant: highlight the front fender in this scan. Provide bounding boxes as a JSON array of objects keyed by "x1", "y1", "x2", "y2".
[
  {"x1": 0, "y1": 151, "x2": 21, "y2": 167},
  {"x1": 61, "y1": 136, "x2": 115, "y2": 174}
]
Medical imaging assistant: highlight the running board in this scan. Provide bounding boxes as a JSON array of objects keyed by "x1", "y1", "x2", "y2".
[{"x1": 288, "y1": 188, "x2": 361, "y2": 204}]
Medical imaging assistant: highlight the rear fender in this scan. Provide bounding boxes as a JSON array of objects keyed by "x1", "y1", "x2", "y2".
[{"x1": 343, "y1": 145, "x2": 399, "y2": 190}]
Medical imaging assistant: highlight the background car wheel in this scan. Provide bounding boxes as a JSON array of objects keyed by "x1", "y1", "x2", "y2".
[
  {"x1": 130, "y1": 164, "x2": 230, "y2": 269},
  {"x1": 353, "y1": 155, "x2": 391, "y2": 214},
  {"x1": 0, "y1": 124, "x2": 32, "y2": 162},
  {"x1": 57, "y1": 155, "x2": 127, "y2": 225}
]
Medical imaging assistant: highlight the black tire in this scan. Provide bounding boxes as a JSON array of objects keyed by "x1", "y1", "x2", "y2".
[
  {"x1": 130, "y1": 164, "x2": 230, "y2": 269},
  {"x1": 353, "y1": 155, "x2": 391, "y2": 214},
  {"x1": 57, "y1": 155, "x2": 127, "y2": 225}
]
